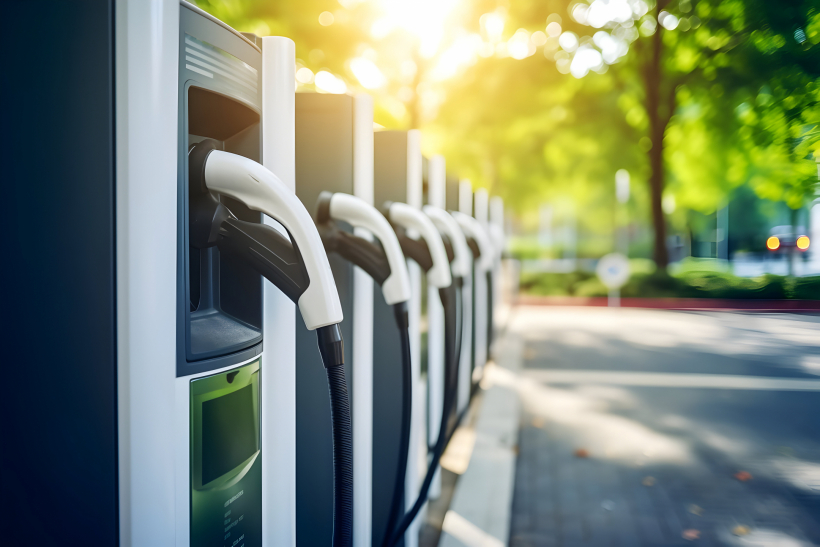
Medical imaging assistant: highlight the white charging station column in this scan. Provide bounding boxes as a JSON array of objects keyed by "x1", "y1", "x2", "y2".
[
  {"x1": 116, "y1": 1, "x2": 179, "y2": 544},
  {"x1": 473, "y1": 188, "x2": 489, "y2": 379},
  {"x1": 352, "y1": 94, "x2": 375, "y2": 547},
  {"x1": 457, "y1": 180, "x2": 474, "y2": 415},
  {"x1": 261, "y1": 36, "x2": 296, "y2": 547},
  {"x1": 427, "y1": 155, "x2": 447, "y2": 500},
  {"x1": 405, "y1": 130, "x2": 424, "y2": 547}
]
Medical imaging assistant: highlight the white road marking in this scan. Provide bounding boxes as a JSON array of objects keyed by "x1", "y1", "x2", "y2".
[
  {"x1": 523, "y1": 370, "x2": 820, "y2": 391},
  {"x1": 441, "y1": 510, "x2": 505, "y2": 547}
]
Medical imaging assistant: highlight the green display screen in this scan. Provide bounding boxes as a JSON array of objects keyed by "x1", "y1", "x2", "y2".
[{"x1": 201, "y1": 384, "x2": 257, "y2": 484}]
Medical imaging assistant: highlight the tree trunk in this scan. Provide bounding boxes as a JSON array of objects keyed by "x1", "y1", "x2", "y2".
[{"x1": 644, "y1": 8, "x2": 669, "y2": 269}]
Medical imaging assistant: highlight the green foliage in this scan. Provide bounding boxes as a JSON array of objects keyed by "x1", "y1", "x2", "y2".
[
  {"x1": 790, "y1": 276, "x2": 820, "y2": 299},
  {"x1": 520, "y1": 268, "x2": 820, "y2": 299},
  {"x1": 519, "y1": 271, "x2": 598, "y2": 296},
  {"x1": 196, "y1": 0, "x2": 820, "y2": 257}
]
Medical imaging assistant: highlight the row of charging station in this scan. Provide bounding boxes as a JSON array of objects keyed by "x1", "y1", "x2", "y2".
[{"x1": 3, "y1": 2, "x2": 506, "y2": 547}]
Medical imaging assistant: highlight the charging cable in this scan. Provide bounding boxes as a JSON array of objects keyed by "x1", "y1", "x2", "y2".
[{"x1": 316, "y1": 192, "x2": 413, "y2": 547}]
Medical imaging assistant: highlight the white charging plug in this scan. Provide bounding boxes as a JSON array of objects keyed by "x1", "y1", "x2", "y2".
[
  {"x1": 203, "y1": 150, "x2": 343, "y2": 330},
  {"x1": 387, "y1": 203, "x2": 452, "y2": 289},
  {"x1": 422, "y1": 206, "x2": 472, "y2": 278},
  {"x1": 327, "y1": 193, "x2": 411, "y2": 305},
  {"x1": 451, "y1": 211, "x2": 495, "y2": 272}
]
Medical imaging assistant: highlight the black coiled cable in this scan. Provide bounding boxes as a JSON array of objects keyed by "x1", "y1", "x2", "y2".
[
  {"x1": 318, "y1": 324, "x2": 354, "y2": 547},
  {"x1": 380, "y1": 302, "x2": 413, "y2": 547},
  {"x1": 486, "y1": 270, "x2": 494, "y2": 360},
  {"x1": 386, "y1": 279, "x2": 463, "y2": 546}
]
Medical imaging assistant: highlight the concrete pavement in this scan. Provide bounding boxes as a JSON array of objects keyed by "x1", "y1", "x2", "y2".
[
  {"x1": 508, "y1": 307, "x2": 820, "y2": 546},
  {"x1": 434, "y1": 306, "x2": 820, "y2": 546}
]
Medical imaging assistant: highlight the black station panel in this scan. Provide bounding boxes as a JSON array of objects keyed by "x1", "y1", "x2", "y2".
[{"x1": 294, "y1": 93, "x2": 357, "y2": 547}]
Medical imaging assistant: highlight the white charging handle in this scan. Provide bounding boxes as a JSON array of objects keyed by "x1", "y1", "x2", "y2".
[
  {"x1": 387, "y1": 203, "x2": 452, "y2": 289},
  {"x1": 450, "y1": 211, "x2": 495, "y2": 273},
  {"x1": 329, "y1": 193, "x2": 412, "y2": 305},
  {"x1": 423, "y1": 206, "x2": 471, "y2": 278},
  {"x1": 204, "y1": 150, "x2": 343, "y2": 330}
]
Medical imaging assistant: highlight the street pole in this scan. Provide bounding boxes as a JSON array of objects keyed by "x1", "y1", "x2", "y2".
[{"x1": 616, "y1": 169, "x2": 630, "y2": 256}]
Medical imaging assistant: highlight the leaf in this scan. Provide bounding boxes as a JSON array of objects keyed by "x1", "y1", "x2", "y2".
[
  {"x1": 734, "y1": 471, "x2": 753, "y2": 481},
  {"x1": 732, "y1": 525, "x2": 751, "y2": 536}
]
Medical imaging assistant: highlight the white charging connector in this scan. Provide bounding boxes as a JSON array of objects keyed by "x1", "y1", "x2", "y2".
[
  {"x1": 422, "y1": 206, "x2": 471, "y2": 278},
  {"x1": 326, "y1": 193, "x2": 412, "y2": 305},
  {"x1": 387, "y1": 202, "x2": 452, "y2": 289},
  {"x1": 203, "y1": 149, "x2": 343, "y2": 330},
  {"x1": 451, "y1": 211, "x2": 494, "y2": 272}
]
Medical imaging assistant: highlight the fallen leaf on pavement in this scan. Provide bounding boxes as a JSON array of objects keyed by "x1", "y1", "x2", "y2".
[
  {"x1": 687, "y1": 504, "x2": 704, "y2": 516},
  {"x1": 642, "y1": 476, "x2": 656, "y2": 486},
  {"x1": 734, "y1": 471, "x2": 753, "y2": 482},
  {"x1": 682, "y1": 529, "x2": 701, "y2": 541},
  {"x1": 574, "y1": 448, "x2": 589, "y2": 458},
  {"x1": 732, "y1": 525, "x2": 750, "y2": 536}
]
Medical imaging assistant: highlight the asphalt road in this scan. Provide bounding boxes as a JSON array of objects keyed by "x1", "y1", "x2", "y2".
[{"x1": 507, "y1": 307, "x2": 820, "y2": 547}]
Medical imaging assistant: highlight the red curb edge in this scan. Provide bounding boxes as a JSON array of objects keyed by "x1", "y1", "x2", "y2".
[{"x1": 516, "y1": 295, "x2": 820, "y2": 312}]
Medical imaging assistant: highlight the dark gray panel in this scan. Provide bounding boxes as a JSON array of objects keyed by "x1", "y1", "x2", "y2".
[
  {"x1": 446, "y1": 174, "x2": 459, "y2": 212},
  {"x1": 0, "y1": 1, "x2": 118, "y2": 544},
  {"x1": 372, "y1": 131, "x2": 412, "y2": 545},
  {"x1": 374, "y1": 131, "x2": 408, "y2": 207},
  {"x1": 295, "y1": 93, "x2": 356, "y2": 547},
  {"x1": 177, "y1": 13, "x2": 264, "y2": 377},
  {"x1": 371, "y1": 287, "x2": 406, "y2": 546}
]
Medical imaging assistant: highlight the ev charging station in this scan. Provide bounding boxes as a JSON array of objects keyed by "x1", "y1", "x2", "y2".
[
  {"x1": 468, "y1": 188, "x2": 497, "y2": 383},
  {"x1": 5, "y1": 2, "x2": 507, "y2": 545},
  {"x1": 373, "y1": 130, "x2": 424, "y2": 547},
  {"x1": 489, "y1": 196, "x2": 507, "y2": 350},
  {"x1": 471, "y1": 188, "x2": 491, "y2": 379},
  {"x1": 455, "y1": 179, "x2": 478, "y2": 415},
  {"x1": 174, "y1": 5, "x2": 354, "y2": 546},
  {"x1": 424, "y1": 155, "x2": 449, "y2": 499},
  {"x1": 452, "y1": 209, "x2": 494, "y2": 392},
  {"x1": 413, "y1": 157, "x2": 474, "y2": 501},
  {"x1": 294, "y1": 93, "x2": 373, "y2": 547},
  {"x1": 6, "y1": 1, "x2": 355, "y2": 545}
]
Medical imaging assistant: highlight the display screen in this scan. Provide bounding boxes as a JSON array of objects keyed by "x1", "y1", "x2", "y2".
[{"x1": 201, "y1": 384, "x2": 257, "y2": 484}]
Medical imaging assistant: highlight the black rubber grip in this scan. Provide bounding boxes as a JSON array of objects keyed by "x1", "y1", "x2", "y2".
[
  {"x1": 397, "y1": 234, "x2": 433, "y2": 272},
  {"x1": 215, "y1": 217, "x2": 310, "y2": 304},
  {"x1": 466, "y1": 236, "x2": 481, "y2": 259},
  {"x1": 320, "y1": 224, "x2": 391, "y2": 286}
]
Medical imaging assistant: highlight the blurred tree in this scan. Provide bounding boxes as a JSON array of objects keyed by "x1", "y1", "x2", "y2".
[
  {"x1": 499, "y1": 0, "x2": 820, "y2": 268},
  {"x1": 196, "y1": 0, "x2": 820, "y2": 268}
]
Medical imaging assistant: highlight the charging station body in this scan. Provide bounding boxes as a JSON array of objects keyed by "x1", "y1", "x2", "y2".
[
  {"x1": 7, "y1": 1, "x2": 302, "y2": 545},
  {"x1": 294, "y1": 93, "x2": 374, "y2": 547},
  {"x1": 176, "y1": 7, "x2": 267, "y2": 546},
  {"x1": 373, "y1": 130, "x2": 424, "y2": 547}
]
